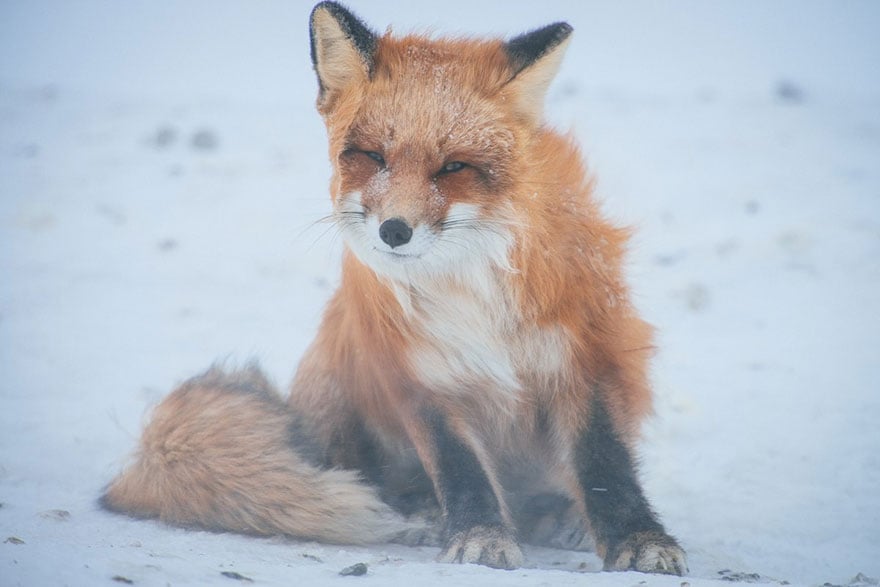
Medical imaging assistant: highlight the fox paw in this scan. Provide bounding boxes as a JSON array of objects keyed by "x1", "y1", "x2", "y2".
[
  {"x1": 438, "y1": 526, "x2": 523, "y2": 570},
  {"x1": 605, "y1": 531, "x2": 688, "y2": 575}
]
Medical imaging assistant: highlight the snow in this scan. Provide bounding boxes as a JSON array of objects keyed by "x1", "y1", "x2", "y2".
[{"x1": 1, "y1": 1, "x2": 879, "y2": 586}]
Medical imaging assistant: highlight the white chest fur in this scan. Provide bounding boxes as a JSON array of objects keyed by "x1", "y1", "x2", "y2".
[{"x1": 406, "y1": 272, "x2": 568, "y2": 401}]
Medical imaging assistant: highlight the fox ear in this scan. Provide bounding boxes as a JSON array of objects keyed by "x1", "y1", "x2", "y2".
[
  {"x1": 310, "y1": 2, "x2": 377, "y2": 109},
  {"x1": 503, "y1": 22, "x2": 573, "y2": 122}
]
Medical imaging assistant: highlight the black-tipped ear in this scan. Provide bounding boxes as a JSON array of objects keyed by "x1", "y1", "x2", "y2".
[
  {"x1": 502, "y1": 22, "x2": 573, "y2": 122},
  {"x1": 309, "y1": 2, "x2": 377, "y2": 106},
  {"x1": 506, "y1": 22, "x2": 573, "y2": 77}
]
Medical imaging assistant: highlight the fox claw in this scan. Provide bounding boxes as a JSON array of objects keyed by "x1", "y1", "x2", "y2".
[
  {"x1": 438, "y1": 526, "x2": 523, "y2": 570},
  {"x1": 605, "y1": 531, "x2": 688, "y2": 576}
]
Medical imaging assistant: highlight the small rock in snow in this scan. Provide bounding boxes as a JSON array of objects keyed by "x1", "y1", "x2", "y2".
[
  {"x1": 39, "y1": 509, "x2": 70, "y2": 521},
  {"x1": 220, "y1": 570, "x2": 253, "y2": 582},
  {"x1": 339, "y1": 562, "x2": 368, "y2": 576}
]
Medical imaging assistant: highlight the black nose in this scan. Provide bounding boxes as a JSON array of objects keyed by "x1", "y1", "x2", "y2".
[{"x1": 379, "y1": 218, "x2": 413, "y2": 248}]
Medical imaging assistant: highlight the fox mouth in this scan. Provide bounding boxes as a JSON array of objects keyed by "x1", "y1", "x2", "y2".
[{"x1": 375, "y1": 247, "x2": 422, "y2": 262}]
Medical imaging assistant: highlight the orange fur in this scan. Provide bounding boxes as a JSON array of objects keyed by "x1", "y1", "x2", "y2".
[
  {"x1": 102, "y1": 3, "x2": 686, "y2": 574},
  {"x1": 298, "y1": 20, "x2": 653, "y2": 462}
]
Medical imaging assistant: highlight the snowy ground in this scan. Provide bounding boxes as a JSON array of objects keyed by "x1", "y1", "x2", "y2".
[{"x1": 2, "y1": 1, "x2": 879, "y2": 586}]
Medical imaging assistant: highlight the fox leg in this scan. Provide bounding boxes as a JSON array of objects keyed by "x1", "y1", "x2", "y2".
[
  {"x1": 575, "y1": 398, "x2": 688, "y2": 575},
  {"x1": 405, "y1": 408, "x2": 523, "y2": 570}
]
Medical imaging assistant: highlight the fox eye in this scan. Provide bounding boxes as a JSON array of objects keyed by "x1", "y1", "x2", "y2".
[
  {"x1": 440, "y1": 161, "x2": 467, "y2": 174},
  {"x1": 363, "y1": 151, "x2": 386, "y2": 166}
]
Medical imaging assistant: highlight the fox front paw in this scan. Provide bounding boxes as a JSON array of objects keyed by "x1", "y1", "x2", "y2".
[
  {"x1": 438, "y1": 525, "x2": 523, "y2": 570},
  {"x1": 605, "y1": 531, "x2": 688, "y2": 575}
]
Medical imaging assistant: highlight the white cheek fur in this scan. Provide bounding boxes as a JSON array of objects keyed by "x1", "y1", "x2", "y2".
[{"x1": 335, "y1": 193, "x2": 515, "y2": 290}]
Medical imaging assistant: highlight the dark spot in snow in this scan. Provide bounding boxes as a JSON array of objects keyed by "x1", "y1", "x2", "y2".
[
  {"x1": 339, "y1": 562, "x2": 368, "y2": 576},
  {"x1": 681, "y1": 283, "x2": 710, "y2": 312},
  {"x1": 153, "y1": 125, "x2": 177, "y2": 149},
  {"x1": 112, "y1": 576, "x2": 134, "y2": 584},
  {"x1": 96, "y1": 203, "x2": 126, "y2": 226},
  {"x1": 301, "y1": 553, "x2": 323, "y2": 562},
  {"x1": 157, "y1": 239, "x2": 178, "y2": 252},
  {"x1": 4, "y1": 536, "x2": 25, "y2": 545},
  {"x1": 220, "y1": 570, "x2": 253, "y2": 582},
  {"x1": 718, "y1": 569, "x2": 772, "y2": 583},
  {"x1": 775, "y1": 80, "x2": 805, "y2": 104},
  {"x1": 654, "y1": 251, "x2": 687, "y2": 266},
  {"x1": 828, "y1": 573, "x2": 880, "y2": 587},
  {"x1": 745, "y1": 200, "x2": 760, "y2": 215},
  {"x1": 39, "y1": 509, "x2": 70, "y2": 521},
  {"x1": 192, "y1": 129, "x2": 219, "y2": 151}
]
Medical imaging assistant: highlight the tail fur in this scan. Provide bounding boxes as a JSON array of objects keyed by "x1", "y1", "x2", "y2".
[{"x1": 101, "y1": 365, "x2": 411, "y2": 544}]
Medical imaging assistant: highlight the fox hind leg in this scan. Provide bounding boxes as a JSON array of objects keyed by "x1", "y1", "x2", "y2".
[{"x1": 339, "y1": 420, "x2": 443, "y2": 547}]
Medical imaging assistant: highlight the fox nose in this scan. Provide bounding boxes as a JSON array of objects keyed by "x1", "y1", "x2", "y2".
[{"x1": 378, "y1": 218, "x2": 413, "y2": 248}]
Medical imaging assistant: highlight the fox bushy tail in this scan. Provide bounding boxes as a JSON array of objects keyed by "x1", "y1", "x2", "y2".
[{"x1": 101, "y1": 366, "x2": 410, "y2": 544}]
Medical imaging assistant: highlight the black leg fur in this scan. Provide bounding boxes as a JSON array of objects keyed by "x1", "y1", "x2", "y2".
[
  {"x1": 576, "y1": 399, "x2": 688, "y2": 575},
  {"x1": 422, "y1": 409, "x2": 504, "y2": 533},
  {"x1": 421, "y1": 409, "x2": 522, "y2": 569}
]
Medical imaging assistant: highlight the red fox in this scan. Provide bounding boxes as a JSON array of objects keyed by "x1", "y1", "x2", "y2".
[{"x1": 102, "y1": 1, "x2": 687, "y2": 574}]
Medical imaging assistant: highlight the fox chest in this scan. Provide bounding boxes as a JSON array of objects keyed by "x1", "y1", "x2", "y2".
[{"x1": 405, "y1": 288, "x2": 568, "y2": 397}]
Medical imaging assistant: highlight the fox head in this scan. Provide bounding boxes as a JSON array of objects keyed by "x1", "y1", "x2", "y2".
[{"x1": 310, "y1": 2, "x2": 572, "y2": 285}]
